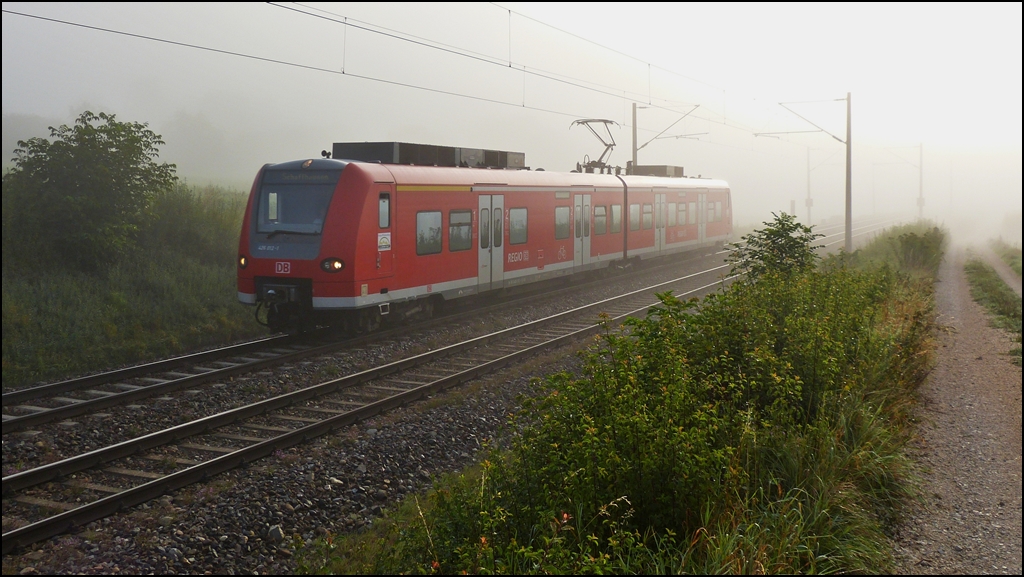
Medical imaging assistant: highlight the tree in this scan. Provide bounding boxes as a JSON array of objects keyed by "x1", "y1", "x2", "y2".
[
  {"x1": 2, "y1": 111, "x2": 177, "y2": 272},
  {"x1": 727, "y1": 212, "x2": 824, "y2": 280}
]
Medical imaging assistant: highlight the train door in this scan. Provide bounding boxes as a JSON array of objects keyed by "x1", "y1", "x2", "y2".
[
  {"x1": 697, "y1": 189, "x2": 708, "y2": 244},
  {"x1": 654, "y1": 192, "x2": 666, "y2": 252},
  {"x1": 478, "y1": 195, "x2": 505, "y2": 291},
  {"x1": 376, "y1": 189, "x2": 394, "y2": 277},
  {"x1": 573, "y1": 194, "x2": 591, "y2": 268}
]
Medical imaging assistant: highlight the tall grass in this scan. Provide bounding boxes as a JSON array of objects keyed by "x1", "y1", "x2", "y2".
[
  {"x1": 992, "y1": 239, "x2": 1022, "y2": 276},
  {"x1": 964, "y1": 256, "x2": 1022, "y2": 365},
  {"x1": 852, "y1": 221, "x2": 945, "y2": 278},
  {"x1": 301, "y1": 226, "x2": 942, "y2": 574},
  {"x1": 2, "y1": 184, "x2": 263, "y2": 388}
]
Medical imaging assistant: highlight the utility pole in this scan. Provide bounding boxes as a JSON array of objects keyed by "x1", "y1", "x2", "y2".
[
  {"x1": 631, "y1": 102, "x2": 637, "y2": 175},
  {"x1": 845, "y1": 92, "x2": 852, "y2": 253},
  {"x1": 917, "y1": 143, "x2": 924, "y2": 220},
  {"x1": 630, "y1": 102, "x2": 700, "y2": 176},
  {"x1": 806, "y1": 147, "x2": 812, "y2": 225},
  {"x1": 759, "y1": 95, "x2": 851, "y2": 247}
]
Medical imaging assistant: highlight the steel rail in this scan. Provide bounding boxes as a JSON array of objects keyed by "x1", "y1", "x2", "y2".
[
  {"x1": 2, "y1": 267, "x2": 730, "y2": 554},
  {"x1": 1, "y1": 248, "x2": 723, "y2": 433},
  {"x1": 4, "y1": 270, "x2": 733, "y2": 553},
  {"x1": 1, "y1": 334, "x2": 292, "y2": 406},
  {"x1": 2, "y1": 261, "x2": 728, "y2": 495}
]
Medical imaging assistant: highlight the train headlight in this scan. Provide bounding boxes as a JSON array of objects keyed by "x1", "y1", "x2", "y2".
[
  {"x1": 320, "y1": 258, "x2": 345, "y2": 273},
  {"x1": 238, "y1": 255, "x2": 248, "y2": 269}
]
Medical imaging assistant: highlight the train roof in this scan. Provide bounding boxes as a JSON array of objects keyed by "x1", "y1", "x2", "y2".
[
  {"x1": 263, "y1": 158, "x2": 728, "y2": 190},
  {"x1": 332, "y1": 160, "x2": 729, "y2": 190}
]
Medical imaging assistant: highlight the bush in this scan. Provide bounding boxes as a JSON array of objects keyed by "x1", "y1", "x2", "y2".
[
  {"x1": 303, "y1": 222, "x2": 944, "y2": 575},
  {"x1": 727, "y1": 212, "x2": 823, "y2": 280},
  {"x1": 2, "y1": 111, "x2": 177, "y2": 273},
  {"x1": 310, "y1": 268, "x2": 934, "y2": 574}
]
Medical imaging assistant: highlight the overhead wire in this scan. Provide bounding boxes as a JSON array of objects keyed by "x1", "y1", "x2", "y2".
[
  {"x1": 3, "y1": 5, "x2": 815, "y2": 157},
  {"x1": 0, "y1": 8, "x2": 596, "y2": 122},
  {"x1": 273, "y1": 2, "x2": 703, "y2": 113}
]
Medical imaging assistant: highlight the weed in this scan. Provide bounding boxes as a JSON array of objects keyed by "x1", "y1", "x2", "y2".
[
  {"x1": 275, "y1": 449, "x2": 301, "y2": 466},
  {"x1": 992, "y1": 239, "x2": 1022, "y2": 276},
  {"x1": 299, "y1": 224, "x2": 943, "y2": 574},
  {"x1": 965, "y1": 256, "x2": 1022, "y2": 365}
]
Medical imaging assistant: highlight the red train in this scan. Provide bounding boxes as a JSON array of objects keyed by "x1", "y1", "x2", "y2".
[{"x1": 237, "y1": 143, "x2": 731, "y2": 332}]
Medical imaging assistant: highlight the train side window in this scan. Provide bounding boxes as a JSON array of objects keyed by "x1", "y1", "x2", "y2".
[
  {"x1": 378, "y1": 193, "x2": 390, "y2": 228},
  {"x1": 494, "y1": 209, "x2": 504, "y2": 247},
  {"x1": 655, "y1": 203, "x2": 663, "y2": 229},
  {"x1": 688, "y1": 202, "x2": 697, "y2": 224},
  {"x1": 574, "y1": 205, "x2": 582, "y2": 239},
  {"x1": 267, "y1": 192, "x2": 279, "y2": 221},
  {"x1": 555, "y1": 206, "x2": 571, "y2": 240},
  {"x1": 715, "y1": 201, "x2": 723, "y2": 222},
  {"x1": 678, "y1": 203, "x2": 686, "y2": 226},
  {"x1": 449, "y1": 210, "x2": 472, "y2": 251},
  {"x1": 509, "y1": 208, "x2": 527, "y2": 245},
  {"x1": 708, "y1": 205, "x2": 715, "y2": 223},
  {"x1": 629, "y1": 204, "x2": 640, "y2": 231},
  {"x1": 416, "y1": 211, "x2": 442, "y2": 255},
  {"x1": 594, "y1": 205, "x2": 607, "y2": 235},
  {"x1": 611, "y1": 204, "x2": 622, "y2": 233},
  {"x1": 480, "y1": 208, "x2": 490, "y2": 249},
  {"x1": 584, "y1": 204, "x2": 590, "y2": 237},
  {"x1": 642, "y1": 204, "x2": 653, "y2": 230},
  {"x1": 668, "y1": 203, "x2": 677, "y2": 227}
]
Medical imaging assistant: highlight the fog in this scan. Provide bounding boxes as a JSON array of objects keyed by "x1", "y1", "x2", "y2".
[{"x1": 3, "y1": 3, "x2": 1021, "y2": 242}]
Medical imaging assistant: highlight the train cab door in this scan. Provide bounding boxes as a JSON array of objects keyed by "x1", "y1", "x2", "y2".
[
  {"x1": 376, "y1": 189, "x2": 394, "y2": 277},
  {"x1": 654, "y1": 192, "x2": 666, "y2": 253},
  {"x1": 573, "y1": 194, "x2": 591, "y2": 269},
  {"x1": 478, "y1": 195, "x2": 504, "y2": 291},
  {"x1": 697, "y1": 189, "x2": 708, "y2": 244}
]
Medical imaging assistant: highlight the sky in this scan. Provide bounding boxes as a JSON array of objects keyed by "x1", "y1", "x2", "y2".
[{"x1": 2, "y1": 2, "x2": 1021, "y2": 241}]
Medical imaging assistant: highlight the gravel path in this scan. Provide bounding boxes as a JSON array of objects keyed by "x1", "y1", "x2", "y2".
[{"x1": 893, "y1": 246, "x2": 1022, "y2": 574}]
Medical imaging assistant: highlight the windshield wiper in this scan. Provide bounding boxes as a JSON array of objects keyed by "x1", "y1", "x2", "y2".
[{"x1": 265, "y1": 229, "x2": 317, "y2": 239}]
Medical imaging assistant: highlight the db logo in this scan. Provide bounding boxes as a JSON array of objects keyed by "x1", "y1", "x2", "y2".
[{"x1": 275, "y1": 262, "x2": 291, "y2": 274}]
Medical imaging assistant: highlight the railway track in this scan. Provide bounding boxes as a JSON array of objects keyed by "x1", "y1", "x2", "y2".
[
  {"x1": 1, "y1": 216, "x2": 900, "y2": 554},
  {"x1": 2, "y1": 257, "x2": 733, "y2": 553},
  {"x1": 1, "y1": 247, "x2": 722, "y2": 433},
  {"x1": 1, "y1": 215, "x2": 888, "y2": 432}
]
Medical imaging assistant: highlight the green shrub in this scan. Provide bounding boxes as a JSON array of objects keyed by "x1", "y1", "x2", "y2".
[
  {"x1": 851, "y1": 222, "x2": 946, "y2": 278},
  {"x1": 2, "y1": 111, "x2": 177, "y2": 273},
  {"x1": 727, "y1": 212, "x2": 823, "y2": 280},
  {"x1": 310, "y1": 269, "x2": 933, "y2": 574},
  {"x1": 304, "y1": 222, "x2": 942, "y2": 575}
]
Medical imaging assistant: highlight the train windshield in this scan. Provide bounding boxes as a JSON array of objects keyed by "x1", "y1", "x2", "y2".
[{"x1": 255, "y1": 169, "x2": 343, "y2": 235}]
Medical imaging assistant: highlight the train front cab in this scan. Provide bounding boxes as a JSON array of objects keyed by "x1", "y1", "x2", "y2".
[
  {"x1": 237, "y1": 159, "x2": 349, "y2": 331},
  {"x1": 237, "y1": 159, "x2": 400, "y2": 332}
]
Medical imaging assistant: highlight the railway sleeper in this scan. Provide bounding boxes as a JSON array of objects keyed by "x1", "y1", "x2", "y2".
[
  {"x1": 177, "y1": 443, "x2": 236, "y2": 455},
  {"x1": 14, "y1": 496, "x2": 77, "y2": 512},
  {"x1": 142, "y1": 454, "x2": 200, "y2": 467},
  {"x1": 63, "y1": 480, "x2": 121, "y2": 494},
  {"x1": 104, "y1": 467, "x2": 163, "y2": 480}
]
